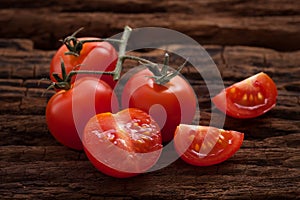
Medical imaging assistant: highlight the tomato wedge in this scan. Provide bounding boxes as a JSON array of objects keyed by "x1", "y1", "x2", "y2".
[
  {"x1": 82, "y1": 108, "x2": 162, "y2": 178},
  {"x1": 212, "y1": 72, "x2": 277, "y2": 118},
  {"x1": 174, "y1": 124, "x2": 244, "y2": 166}
]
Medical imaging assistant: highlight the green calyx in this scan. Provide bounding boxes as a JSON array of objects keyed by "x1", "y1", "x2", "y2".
[
  {"x1": 48, "y1": 58, "x2": 73, "y2": 91},
  {"x1": 48, "y1": 26, "x2": 187, "y2": 91},
  {"x1": 60, "y1": 27, "x2": 123, "y2": 57},
  {"x1": 140, "y1": 53, "x2": 188, "y2": 85},
  {"x1": 47, "y1": 26, "x2": 133, "y2": 92},
  {"x1": 60, "y1": 27, "x2": 85, "y2": 57}
]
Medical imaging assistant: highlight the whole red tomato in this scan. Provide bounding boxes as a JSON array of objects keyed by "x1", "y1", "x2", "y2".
[
  {"x1": 46, "y1": 77, "x2": 118, "y2": 150},
  {"x1": 50, "y1": 37, "x2": 118, "y2": 88},
  {"x1": 83, "y1": 108, "x2": 162, "y2": 178},
  {"x1": 121, "y1": 68, "x2": 197, "y2": 143}
]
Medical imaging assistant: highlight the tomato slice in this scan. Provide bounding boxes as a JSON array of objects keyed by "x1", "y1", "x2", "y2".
[
  {"x1": 212, "y1": 72, "x2": 277, "y2": 118},
  {"x1": 174, "y1": 124, "x2": 244, "y2": 166},
  {"x1": 82, "y1": 108, "x2": 162, "y2": 178}
]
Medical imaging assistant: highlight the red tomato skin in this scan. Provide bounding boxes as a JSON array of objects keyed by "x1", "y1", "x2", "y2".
[
  {"x1": 174, "y1": 125, "x2": 244, "y2": 166},
  {"x1": 46, "y1": 77, "x2": 118, "y2": 150},
  {"x1": 212, "y1": 72, "x2": 277, "y2": 118},
  {"x1": 82, "y1": 108, "x2": 162, "y2": 178},
  {"x1": 83, "y1": 146, "x2": 138, "y2": 178},
  {"x1": 50, "y1": 37, "x2": 118, "y2": 88},
  {"x1": 121, "y1": 69, "x2": 197, "y2": 143}
]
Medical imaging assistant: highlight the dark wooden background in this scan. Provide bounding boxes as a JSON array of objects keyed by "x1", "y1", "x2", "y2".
[{"x1": 0, "y1": 1, "x2": 299, "y2": 199}]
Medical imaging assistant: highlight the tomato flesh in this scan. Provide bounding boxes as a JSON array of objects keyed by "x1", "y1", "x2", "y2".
[
  {"x1": 82, "y1": 108, "x2": 163, "y2": 178},
  {"x1": 174, "y1": 124, "x2": 244, "y2": 166},
  {"x1": 212, "y1": 72, "x2": 277, "y2": 118},
  {"x1": 50, "y1": 37, "x2": 118, "y2": 88}
]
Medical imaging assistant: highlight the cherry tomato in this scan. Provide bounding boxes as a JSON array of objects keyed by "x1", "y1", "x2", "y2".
[
  {"x1": 212, "y1": 72, "x2": 277, "y2": 118},
  {"x1": 121, "y1": 68, "x2": 197, "y2": 143},
  {"x1": 174, "y1": 124, "x2": 244, "y2": 166},
  {"x1": 50, "y1": 37, "x2": 118, "y2": 88},
  {"x1": 46, "y1": 77, "x2": 118, "y2": 150},
  {"x1": 82, "y1": 108, "x2": 162, "y2": 178}
]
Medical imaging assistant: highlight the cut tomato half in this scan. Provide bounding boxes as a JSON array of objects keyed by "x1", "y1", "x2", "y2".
[
  {"x1": 212, "y1": 72, "x2": 277, "y2": 118},
  {"x1": 174, "y1": 124, "x2": 244, "y2": 166},
  {"x1": 82, "y1": 108, "x2": 162, "y2": 178}
]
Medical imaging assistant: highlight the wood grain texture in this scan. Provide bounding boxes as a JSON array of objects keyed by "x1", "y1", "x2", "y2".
[
  {"x1": 1, "y1": 1, "x2": 300, "y2": 198},
  {"x1": 0, "y1": 36, "x2": 299, "y2": 199},
  {"x1": 1, "y1": 0, "x2": 300, "y2": 51}
]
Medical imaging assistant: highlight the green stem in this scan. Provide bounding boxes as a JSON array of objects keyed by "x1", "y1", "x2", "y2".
[
  {"x1": 63, "y1": 38, "x2": 124, "y2": 57},
  {"x1": 113, "y1": 26, "x2": 132, "y2": 80},
  {"x1": 61, "y1": 27, "x2": 123, "y2": 57},
  {"x1": 65, "y1": 70, "x2": 115, "y2": 83},
  {"x1": 122, "y1": 55, "x2": 157, "y2": 67},
  {"x1": 51, "y1": 25, "x2": 187, "y2": 90},
  {"x1": 122, "y1": 55, "x2": 161, "y2": 76},
  {"x1": 161, "y1": 53, "x2": 169, "y2": 75},
  {"x1": 80, "y1": 38, "x2": 122, "y2": 44},
  {"x1": 62, "y1": 26, "x2": 133, "y2": 83}
]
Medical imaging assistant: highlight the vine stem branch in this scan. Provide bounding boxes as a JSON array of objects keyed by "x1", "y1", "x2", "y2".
[
  {"x1": 63, "y1": 26, "x2": 133, "y2": 82},
  {"x1": 65, "y1": 26, "x2": 160, "y2": 81},
  {"x1": 51, "y1": 26, "x2": 187, "y2": 90},
  {"x1": 113, "y1": 26, "x2": 132, "y2": 80}
]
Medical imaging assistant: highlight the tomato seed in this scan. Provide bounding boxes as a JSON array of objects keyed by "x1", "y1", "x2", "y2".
[
  {"x1": 194, "y1": 143, "x2": 200, "y2": 152},
  {"x1": 257, "y1": 92, "x2": 263, "y2": 100}
]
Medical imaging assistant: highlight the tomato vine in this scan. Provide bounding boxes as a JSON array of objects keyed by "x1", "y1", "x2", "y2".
[{"x1": 49, "y1": 26, "x2": 188, "y2": 90}]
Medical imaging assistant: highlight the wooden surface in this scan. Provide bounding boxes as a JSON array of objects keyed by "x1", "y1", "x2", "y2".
[
  {"x1": 1, "y1": 39, "x2": 299, "y2": 199},
  {"x1": 1, "y1": 0, "x2": 300, "y2": 51},
  {"x1": 1, "y1": 1, "x2": 300, "y2": 199}
]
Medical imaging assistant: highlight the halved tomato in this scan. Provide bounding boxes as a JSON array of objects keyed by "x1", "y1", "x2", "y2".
[
  {"x1": 82, "y1": 108, "x2": 162, "y2": 178},
  {"x1": 212, "y1": 72, "x2": 277, "y2": 118},
  {"x1": 174, "y1": 124, "x2": 244, "y2": 166}
]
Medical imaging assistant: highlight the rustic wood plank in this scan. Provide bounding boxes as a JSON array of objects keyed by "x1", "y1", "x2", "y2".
[
  {"x1": 0, "y1": 38, "x2": 299, "y2": 199},
  {"x1": 0, "y1": 115, "x2": 57, "y2": 146},
  {"x1": 2, "y1": 0, "x2": 300, "y2": 16},
  {"x1": 0, "y1": 134, "x2": 299, "y2": 199},
  {"x1": 1, "y1": 1, "x2": 300, "y2": 199},
  {"x1": 0, "y1": 39, "x2": 33, "y2": 51},
  {"x1": 1, "y1": 0, "x2": 300, "y2": 51}
]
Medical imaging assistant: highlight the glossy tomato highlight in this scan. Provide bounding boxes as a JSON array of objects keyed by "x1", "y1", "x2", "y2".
[
  {"x1": 212, "y1": 72, "x2": 277, "y2": 118},
  {"x1": 174, "y1": 124, "x2": 244, "y2": 166},
  {"x1": 82, "y1": 108, "x2": 163, "y2": 178}
]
